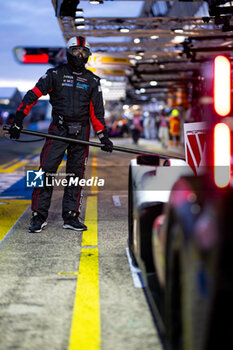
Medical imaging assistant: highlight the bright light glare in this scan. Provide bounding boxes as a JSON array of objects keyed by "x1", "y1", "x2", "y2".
[
  {"x1": 172, "y1": 36, "x2": 187, "y2": 43},
  {"x1": 214, "y1": 122, "x2": 231, "y2": 188},
  {"x1": 214, "y1": 55, "x2": 231, "y2": 116}
]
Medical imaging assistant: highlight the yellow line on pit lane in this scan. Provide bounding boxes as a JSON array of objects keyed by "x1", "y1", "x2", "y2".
[
  {"x1": 0, "y1": 199, "x2": 30, "y2": 242},
  {"x1": 0, "y1": 148, "x2": 41, "y2": 173},
  {"x1": 0, "y1": 158, "x2": 19, "y2": 170},
  {"x1": 68, "y1": 248, "x2": 100, "y2": 350},
  {"x1": 68, "y1": 149, "x2": 100, "y2": 350},
  {"x1": 0, "y1": 161, "x2": 28, "y2": 173},
  {"x1": 82, "y1": 196, "x2": 98, "y2": 246}
]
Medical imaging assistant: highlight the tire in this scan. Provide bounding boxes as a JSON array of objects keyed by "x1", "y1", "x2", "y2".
[
  {"x1": 165, "y1": 220, "x2": 214, "y2": 350},
  {"x1": 165, "y1": 221, "x2": 183, "y2": 350}
]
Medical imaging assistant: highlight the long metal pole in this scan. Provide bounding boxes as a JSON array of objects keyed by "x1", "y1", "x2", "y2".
[{"x1": 3, "y1": 126, "x2": 184, "y2": 160}]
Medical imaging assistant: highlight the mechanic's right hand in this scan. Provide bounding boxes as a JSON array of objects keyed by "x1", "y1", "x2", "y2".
[
  {"x1": 9, "y1": 122, "x2": 22, "y2": 139},
  {"x1": 97, "y1": 130, "x2": 113, "y2": 152}
]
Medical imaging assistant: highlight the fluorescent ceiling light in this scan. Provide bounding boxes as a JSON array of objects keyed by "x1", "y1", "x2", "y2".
[
  {"x1": 76, "y1": 24, "x2": 85, "y2": 29},
  {"x1": 89, "y1": 0, "x2": 103, "y2": 4},
  {"x1": 119, "y1": 28, "x2": 130, "y2": 33},
  {"x1": 173, "y1": 28, "x2": 184, "y2": 34},
  {"x1": 76, "y1": 9, "x2": 83, "y2": 15},
  {"x1": 75, "y1": 17, "x2": 85, "y2": 22}
]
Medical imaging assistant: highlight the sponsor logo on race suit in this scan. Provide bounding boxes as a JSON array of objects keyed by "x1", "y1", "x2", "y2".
[{"x1": 76, "y1": 82, "x2": 89, "y2": 90}]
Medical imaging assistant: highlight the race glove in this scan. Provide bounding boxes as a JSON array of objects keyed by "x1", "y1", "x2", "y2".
[
  {"x1": 97, "y1": 130, "x2": 113, "y2": 152},
  {"x1": 9, "y1": 111, "x2": 25, "y2": 139}
]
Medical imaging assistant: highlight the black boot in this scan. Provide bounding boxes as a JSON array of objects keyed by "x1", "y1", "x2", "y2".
[
  {"x1": 28, "y1": 212, "x2": 47, "y2": 233},
  {"x1": 63, "y1": 211, "x2": 87, "y2": 231}
]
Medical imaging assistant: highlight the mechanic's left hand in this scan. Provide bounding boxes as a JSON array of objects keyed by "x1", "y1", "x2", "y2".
[
  {"x1": 9, "y1": 122, "x2": 22, "y2": 139},
  {"x1": 97, "y1": 131, "x2": 113, "y2": 152}
]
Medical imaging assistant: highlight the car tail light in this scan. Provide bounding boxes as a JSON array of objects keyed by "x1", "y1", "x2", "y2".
[
  {"x1": 214, "y1": 55, "x2": 231, "y2": 117},
  {"x1": 214, "y1": 122, "x2": 231, "y2": 188},
  {"x1": 22, "y1": 53, "x2": 49, "y2": 64}
]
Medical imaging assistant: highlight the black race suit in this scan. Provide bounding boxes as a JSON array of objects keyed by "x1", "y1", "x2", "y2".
[{"x1": 17, "y1": 64, "x2": 106, "y2": 220}]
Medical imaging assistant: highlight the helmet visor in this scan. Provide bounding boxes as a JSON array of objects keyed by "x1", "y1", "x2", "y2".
[{"x1": 71, "y1": 46, "x2": 90, "y2": 58}]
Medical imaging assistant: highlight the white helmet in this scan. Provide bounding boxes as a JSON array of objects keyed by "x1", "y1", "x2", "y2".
[{"x1": 66, "y1": 36, "x2": 91, "y2": 56}]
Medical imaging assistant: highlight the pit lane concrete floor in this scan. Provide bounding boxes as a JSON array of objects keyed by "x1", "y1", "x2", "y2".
[{"x1": 0, "y1": 139, "x2": 165, "y2": 350}]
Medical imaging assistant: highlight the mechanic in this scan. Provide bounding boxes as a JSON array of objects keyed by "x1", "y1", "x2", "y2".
[{"x1": 9, "y1": 36, "x2": 113, "y2": 233}]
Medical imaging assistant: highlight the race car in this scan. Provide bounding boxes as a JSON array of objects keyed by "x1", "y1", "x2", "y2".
[{"x1": 128, "y1": 55, "x2": 233, "y2": 350}]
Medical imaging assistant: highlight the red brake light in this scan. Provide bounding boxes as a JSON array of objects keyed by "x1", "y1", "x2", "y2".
[{"x1": 214, "y1": 55, "x2": 231, "y2": 117}]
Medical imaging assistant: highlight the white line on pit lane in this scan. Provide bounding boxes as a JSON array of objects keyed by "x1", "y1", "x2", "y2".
[{"x1": 112, "y1": 195, "x2": 128, "y2": 207}]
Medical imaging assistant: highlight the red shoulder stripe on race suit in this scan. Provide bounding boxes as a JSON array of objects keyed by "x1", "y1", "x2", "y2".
[
  {"x1": 32, "y1": 86, "x2": 43, "y2": 98},
  {"x1": 89, "y1": 100, "x2": 104, "y2": 133},
  {"x1": 17, "y1": 86, "x2": 43, "y2": 115}
]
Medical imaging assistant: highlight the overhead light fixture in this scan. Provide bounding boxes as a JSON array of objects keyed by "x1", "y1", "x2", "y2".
[
  {"x1": 173, "y1": 28, "x2": 184, "y2": 34},
  {"x1": 75, "y1": 16, "x2": 85, "y2": 22},
  {"x1": 89, "y1": 0, "x2": 103, "y2": 4},
  {"x1": 119, "y1": 28, "x2": 130, "y2": 33},
  {"x1": 150, "y1": 81, "x2": 158, "y2": 86},
  {"x1": 134, "y1": 38, "x2": 140, "y2": 44},
  {"x1": 75, "y1": 9, "x2": 83, "y2": 15},
  {"x1": 150, "y1": 35, "x2": 159, "y2": 40},
  {"x1": 135, "y1": 55, "x2": 142, "y2": 60},
  {"x1": 140, "y1": 88, "x2": 146, "y2": 93},
  {"x1": 76, "y1": 23, "x2": 85, "y2": 29}
]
